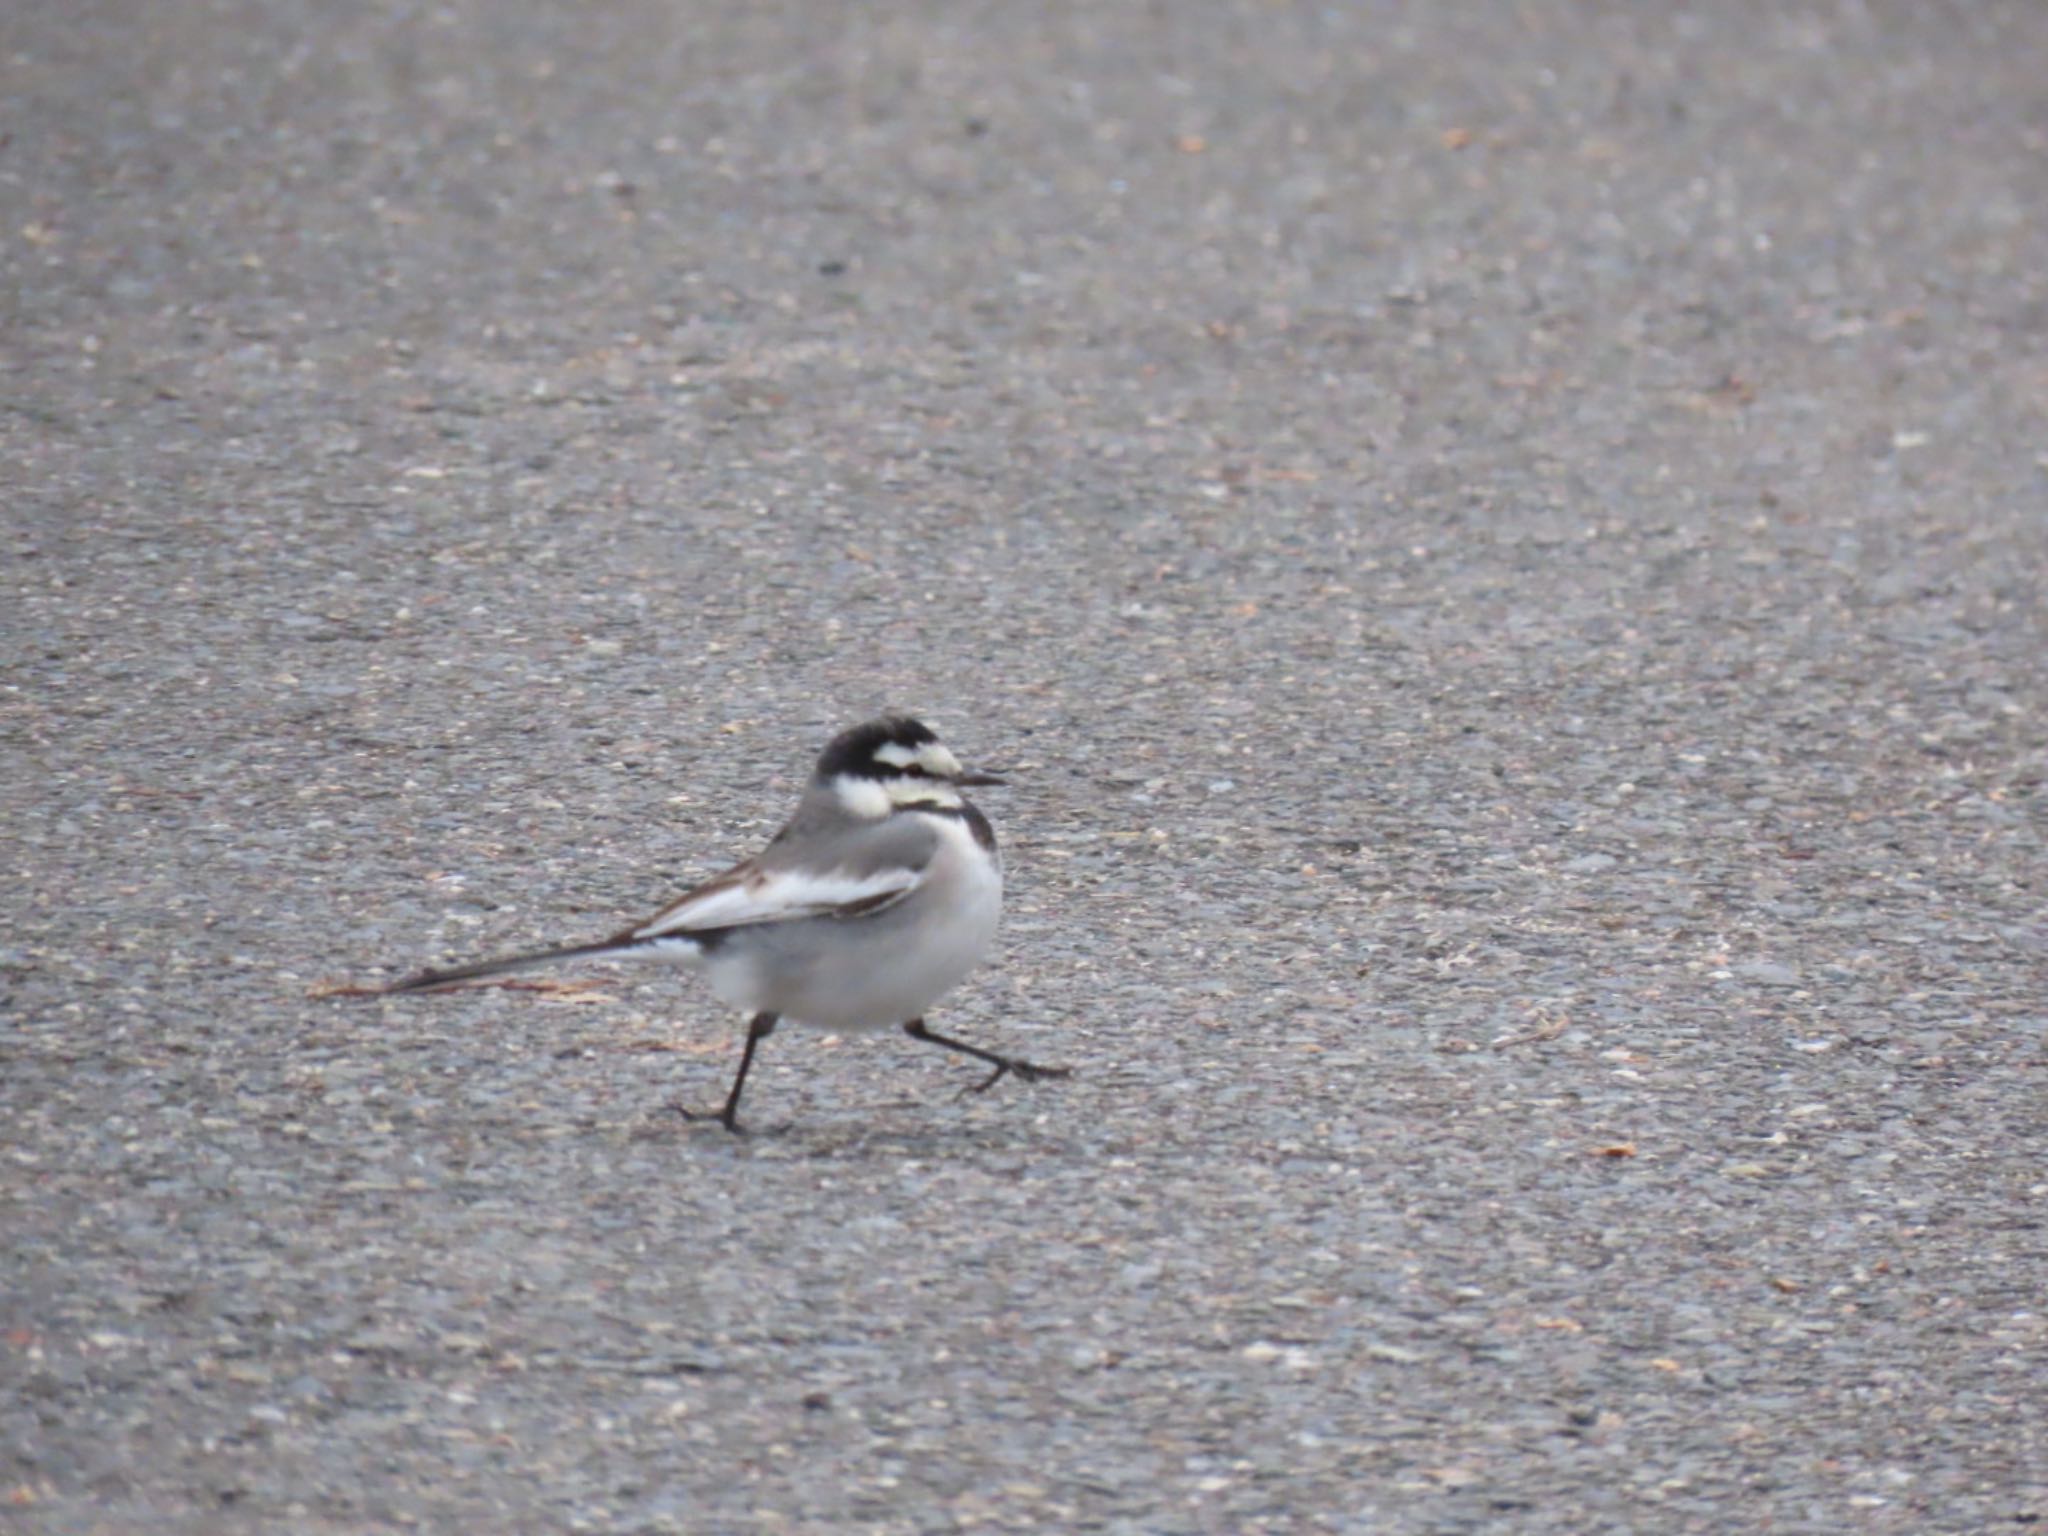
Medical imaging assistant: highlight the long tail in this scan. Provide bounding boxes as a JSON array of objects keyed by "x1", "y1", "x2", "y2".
[{"x1": 384, "y1": 936, "x2": 656, "y2": 994}]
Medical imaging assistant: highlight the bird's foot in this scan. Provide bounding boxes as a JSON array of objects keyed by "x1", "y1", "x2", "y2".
[
  {"x1": 670, "y1": 1101, "x2": 745, "y2": 1134},
  {"x1": 962, "y1": 1058, "x2": 1074, "y2": 1097}
]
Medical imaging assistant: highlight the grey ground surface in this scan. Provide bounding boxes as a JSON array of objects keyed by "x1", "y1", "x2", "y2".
[{"x1": 4, "y1": 2, "x2": 2046, "y2": 1532}]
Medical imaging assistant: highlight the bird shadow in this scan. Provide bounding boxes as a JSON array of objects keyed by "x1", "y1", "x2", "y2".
[{"x1": 634, "y1": 1087, "x2": 1089, "y2": 1162}]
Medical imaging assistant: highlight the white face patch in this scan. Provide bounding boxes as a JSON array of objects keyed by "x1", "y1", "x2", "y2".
[
  {"x1": 832, "y1": 776, "x2": 894, "y2": 818},
  {"x1": 918, "y1": 743, "x2": 965, "y2": 778},
  {"x1": 884, "y1": 777, "x2": 962, "y2": 809},
  {"x1": 873, "y1": 739, "x2": 966, "y2": 779}
]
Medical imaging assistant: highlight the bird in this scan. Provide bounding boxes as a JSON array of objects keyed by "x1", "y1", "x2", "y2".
[{"x1": 384, "y1": 715, "x2": 1068, "y2": 1131}]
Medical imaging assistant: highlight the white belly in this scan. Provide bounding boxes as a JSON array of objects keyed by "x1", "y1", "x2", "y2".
[{"x1": 696, "y1": 815, "x2": 1002, "y2": 1030}]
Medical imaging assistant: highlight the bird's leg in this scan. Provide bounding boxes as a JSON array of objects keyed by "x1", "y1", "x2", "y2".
[
  {"x1": 676, "y1": 1012, "x2": 778, "y2": 1132},
  {"x1": 902, "y1": 1017, "x2": 1073, "y2": 1096}
]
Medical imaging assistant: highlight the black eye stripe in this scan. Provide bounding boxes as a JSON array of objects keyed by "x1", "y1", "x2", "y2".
[{"x1": 840, "y1": 760, "x2": 937, "y2": 781}]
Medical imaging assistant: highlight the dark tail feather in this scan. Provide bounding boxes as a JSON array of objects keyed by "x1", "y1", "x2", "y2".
[{"x1": 384, "y1": 937, "x2": 647, "y2": 994}]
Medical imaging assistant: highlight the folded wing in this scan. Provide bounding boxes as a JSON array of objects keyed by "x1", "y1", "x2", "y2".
[{"x1": 629, "y1": 816, "x2": 938, "y2": 938}]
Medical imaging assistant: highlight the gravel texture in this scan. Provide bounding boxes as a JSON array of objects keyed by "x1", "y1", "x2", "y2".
[{"x1": 5, "y1": 2, "x2": 2047, "y2": 1532}]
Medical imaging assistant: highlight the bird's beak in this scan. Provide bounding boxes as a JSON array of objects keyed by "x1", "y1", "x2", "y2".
[{"x1": 954, "y1": 770, "x2": 1007, "y2": 787}]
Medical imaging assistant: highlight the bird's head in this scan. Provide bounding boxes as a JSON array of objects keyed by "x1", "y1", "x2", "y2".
[{"x1": 813, "y1": 715, "x2": 1004, "y2": 817}]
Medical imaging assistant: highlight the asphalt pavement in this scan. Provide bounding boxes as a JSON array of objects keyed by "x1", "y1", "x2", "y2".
[{"x1": 4, "y1": 2, "x2": 2046, "y2": 1532}]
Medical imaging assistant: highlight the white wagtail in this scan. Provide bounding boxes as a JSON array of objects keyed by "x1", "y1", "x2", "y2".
[{"x1": 385, "y1": 715, "x2": 1068, "y2": 1131}]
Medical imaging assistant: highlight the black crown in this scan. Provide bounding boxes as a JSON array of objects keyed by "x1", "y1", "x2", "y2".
[{"x1": 812, "y1": 715, "x2": 939, "y2": 779}]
